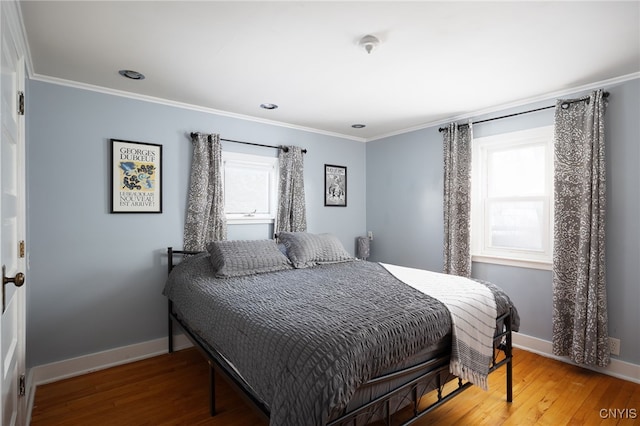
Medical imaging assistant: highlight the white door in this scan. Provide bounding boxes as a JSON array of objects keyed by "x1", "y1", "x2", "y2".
[{"x1": 0, "y1": 3, "x2": 27, "y2": 425}]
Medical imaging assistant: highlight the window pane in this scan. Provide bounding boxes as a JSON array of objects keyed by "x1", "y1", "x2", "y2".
[
  {"x1": 488, "y1": 144, "x2": 546, "y2": 197},
  {"x1": 488, "y1": 200, "x2": 544, "y2": 251},
  {"x1": 224, "y1": 164, "x2": 271, "y2": 214}
]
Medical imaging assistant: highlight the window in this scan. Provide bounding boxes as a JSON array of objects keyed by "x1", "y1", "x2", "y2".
[
  {"x1": 222, "y1": 152, "x2": 278, "y2": 224},
  {"x1": 471, "y1": 126, "x2": 554, "y2": 270}
]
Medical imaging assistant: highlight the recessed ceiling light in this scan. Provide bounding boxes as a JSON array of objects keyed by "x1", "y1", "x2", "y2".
[
  {"x1": 351, "y1": 124, "x2": 366, "y2": 129},
  {"x1": 260, "y1": 103, "x2": 278, "y2": 110},
  {"x1": 119, "y1": 69, "x2": 145, "y2": 80}
]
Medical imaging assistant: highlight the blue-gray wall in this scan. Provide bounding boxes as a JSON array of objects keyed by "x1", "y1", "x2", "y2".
[
  {"x1": 26, "y1": 77, "x2": 639, "y2": 369},
  {"x1": 25, "y1": 80, "x2": 366, "y2": 367},
  {"x1": 366, "y1": 78, "x2": 640, "y2": 365}
]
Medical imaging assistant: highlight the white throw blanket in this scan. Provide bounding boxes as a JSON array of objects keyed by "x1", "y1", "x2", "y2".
[{"x1": 380, "y1": 263, "x2": 497, "y2": 390}]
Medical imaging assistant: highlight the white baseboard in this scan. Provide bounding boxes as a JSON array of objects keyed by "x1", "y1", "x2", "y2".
[
  {"x1": 28, "y1": 332, "x2": 640, "y2": 387},
  {"x1": 513, "y1": 332, "x2": 640, "y2": 384},
  {"x1": 23, "y1": 331, "x2": 639, "y2": 424},
  {"x1": 30, "y1": 334, "x2": 193, "y2": 386},
  {"x1": 25, "y1": 334, "x2": 193, "y2": 424}
]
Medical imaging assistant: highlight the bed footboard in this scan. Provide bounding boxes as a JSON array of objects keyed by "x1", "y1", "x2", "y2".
[{"x1": 327, "y1": 309, "x2": 514, "y2": 425}]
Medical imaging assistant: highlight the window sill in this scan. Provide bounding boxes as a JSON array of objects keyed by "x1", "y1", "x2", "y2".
[
  {"x1": 226, "y1": 217, "x2": 275, "y2": 225},
  {"x1": 472, "y1": 254, "x2": 552, "y2": 271}
]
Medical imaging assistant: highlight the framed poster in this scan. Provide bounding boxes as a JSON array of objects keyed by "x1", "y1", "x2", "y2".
[
  {"x1": 324, "y1": 164, "x2": 347, "y2": 207},
  {"x1": 110, "y1": 139, "x2": 162, "y2": 213}
]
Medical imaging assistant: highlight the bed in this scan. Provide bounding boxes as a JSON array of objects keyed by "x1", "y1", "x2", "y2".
[{"x1": 163, "y1": 233, "x2": 519, "y2": 426}]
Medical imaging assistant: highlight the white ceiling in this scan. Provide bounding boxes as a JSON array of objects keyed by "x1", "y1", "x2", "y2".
[{"x1": 19, "y1": 1, "x2": 640, "y2": 141}]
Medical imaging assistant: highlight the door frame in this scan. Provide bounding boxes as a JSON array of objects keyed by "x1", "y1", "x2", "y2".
[{"x1": 1, "y1": 1, "x2": 28, "y2": 424}]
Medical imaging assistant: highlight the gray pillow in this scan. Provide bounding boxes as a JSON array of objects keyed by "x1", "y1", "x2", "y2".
[
  {"x1": 206, "y1": 239, "x2": 292, "y2": 277},
  {"x1": 277, "y1": 232, "x2": 354, "y2": 268}
]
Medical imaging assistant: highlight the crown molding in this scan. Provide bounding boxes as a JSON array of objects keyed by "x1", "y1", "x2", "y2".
[
  {"x1": 26, "y1": 70, "x2": 640, "y2": 145},
  {"x1": 367, "y1": 72, "x2": 640, "y2": 142},
  {"x1": 28, "y1": 73, "x2": 367, "y2": 143}
]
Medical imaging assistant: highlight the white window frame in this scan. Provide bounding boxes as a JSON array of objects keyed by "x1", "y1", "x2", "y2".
[
  {"x1": 222, "y1": 151, "x2": 278, "y2": 225},
  {"x1": 471, "y1": 126, "x2": 554, "y2": 270}
]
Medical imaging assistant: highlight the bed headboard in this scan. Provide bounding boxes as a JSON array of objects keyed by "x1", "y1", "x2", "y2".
[{"x1": 167, "y1": 247, "x2": 202, "y2": 275}]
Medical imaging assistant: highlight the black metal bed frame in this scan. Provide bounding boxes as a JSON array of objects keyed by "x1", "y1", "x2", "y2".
[{"x1": 166, "y1": 247, "x2": 513, "y2": 425}]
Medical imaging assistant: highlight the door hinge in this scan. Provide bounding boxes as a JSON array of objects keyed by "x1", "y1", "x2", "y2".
[
  {"x1": 17, "y1": 91, "x2": 24, "y2": 116},
  {"x1": 19, "y1": 240, "x2": 25, "y2": 258},
  {"x1": 18, "y1": 374, "x2": 25, "y2": 397}
]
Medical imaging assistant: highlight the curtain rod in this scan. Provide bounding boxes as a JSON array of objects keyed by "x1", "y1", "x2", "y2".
[
  {"x1": 190, "y1": 132, "x2": 307, "y2": 154},
  {"x1": 438, "y1": 91, "x2": 609, "y2": 132}
]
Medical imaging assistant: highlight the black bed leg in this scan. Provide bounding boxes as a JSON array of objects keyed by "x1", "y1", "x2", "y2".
[
  {"x1": 209, "y1": 362, "x2": 217, "y2": 416},
  {"x1": 168, "y1": 300, "x2": 174, "y2": 353},
  {"x1": 506, "y1": 309, "x2": 513, "y2": 403},
  {"x1": 167, "y1": 247, "x2": 175, "y2": 354},
  {"x1": 507, "y1": 359, "x2": 513, "y2": 402}
]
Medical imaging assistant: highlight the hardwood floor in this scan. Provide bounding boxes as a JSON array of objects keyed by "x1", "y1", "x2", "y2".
[{"x1": 31, "y1": 348, "x2": 640, "y2": 425}]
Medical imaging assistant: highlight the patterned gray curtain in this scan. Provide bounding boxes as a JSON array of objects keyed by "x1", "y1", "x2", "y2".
[
  {"x1": 183, "y1": 133, "x2": 227, "y2": 251},
  {"x1": 552, "y1": 89, "x2": 609, "y2": 367},
  {"x1": 442, "y1": 122, "x2": 473, "y2": 277},
  {"x1": 276, "y1": 146, "x2": 307, "y2": 234}
]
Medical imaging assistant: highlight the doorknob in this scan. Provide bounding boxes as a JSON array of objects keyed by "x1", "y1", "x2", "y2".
[
  {"x1": 3, "y1": 268, "x2": 25, "y2": 287},
  {"x1": 2, "y1": 265, "x2": 25, "y2": 313}
]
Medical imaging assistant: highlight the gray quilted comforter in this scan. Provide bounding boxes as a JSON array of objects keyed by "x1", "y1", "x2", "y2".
[{"x1": 163, "y1": 254, "x2": 519, "y2": 426}]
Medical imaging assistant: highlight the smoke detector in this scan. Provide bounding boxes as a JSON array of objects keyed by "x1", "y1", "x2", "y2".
[{"x1": 358, "y1": 34, "x2": 380, "y2": 54}]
